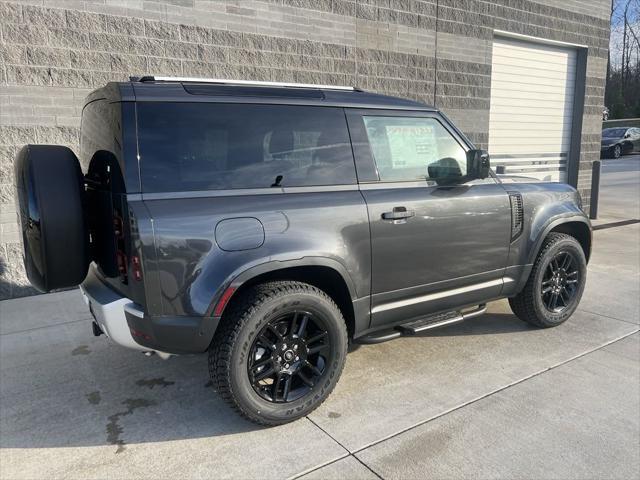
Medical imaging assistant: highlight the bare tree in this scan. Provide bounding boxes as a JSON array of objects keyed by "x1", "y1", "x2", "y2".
[
  {"x1": 607, "y1": 0, "x2": 616, "y2": 84},
  {"x1": 605, "y1": 0, "x2": 640, "y2": 119},
  {"x1": 627, "y1": 3, "x2": 640, "y2": 51}
]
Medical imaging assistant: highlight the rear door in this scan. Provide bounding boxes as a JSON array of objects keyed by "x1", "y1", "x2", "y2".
[{"x1": 347, "y1": 109, "x2": 512, "y2": 327}]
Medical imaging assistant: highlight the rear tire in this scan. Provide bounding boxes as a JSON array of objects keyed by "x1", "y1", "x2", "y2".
[
  {"x1": 509, "y1": 233, "x2": 587, "y2": 328},
  {"x1": 14, "y1": 145, "x2": 90, "y2": 292},
  {"x1": 209, "y1": 281, "x2": 348, "y2": 426}
]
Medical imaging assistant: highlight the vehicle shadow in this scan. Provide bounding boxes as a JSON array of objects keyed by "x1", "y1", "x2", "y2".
[
  {"x1": 0, "y1": 327, "x2": 264, "y2": 450},
  {"x1": 1, "y1": 303, "x2": 528, "y2": 451},
  {"x1": 348, "y1": 311, "x2": 530, "y2": 353},
  {"x1": 418, "y1": 312, "x2": 534, "y2": 337},
  {"x1": 0, "y1": 252, "x2": 39, "y2": 301},
  {"x1": 0, "y1": 255, "x2": 10, "y2": 300}
]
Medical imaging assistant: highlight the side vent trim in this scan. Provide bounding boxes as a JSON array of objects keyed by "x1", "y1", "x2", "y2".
[{"x1": 509, "y1": 192, "x2": 524, "y2": 241}]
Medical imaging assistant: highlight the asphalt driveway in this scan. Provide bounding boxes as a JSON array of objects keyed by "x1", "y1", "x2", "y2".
[
  {"x1": 1, "y1": 160, "x2": 638, "y2": 479},
  {"x1": 597, "y1": 154, "x2": 640, "y2": 221}
]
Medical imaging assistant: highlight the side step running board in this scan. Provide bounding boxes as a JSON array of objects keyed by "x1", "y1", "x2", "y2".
[
  {"x1": 397, "y1": 310, "x2": 463, "y2": 334},
  {"x1": 356, "y1": 304, "x2": 487, "y2": 344}
]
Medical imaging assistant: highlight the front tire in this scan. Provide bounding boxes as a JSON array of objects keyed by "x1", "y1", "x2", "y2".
[
  {"x1": 509, "y1": 233, "x2": 587, "y2": 328},
  {"x1": 209, "y1": 281, "x2": 348, "y2": 426},
  {"x1": 612, "y1": 144, "x2": 622, "y2": 159}
]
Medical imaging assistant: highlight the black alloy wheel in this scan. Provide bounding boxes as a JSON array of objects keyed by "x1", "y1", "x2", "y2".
[
  {"x1": 209, "y1": 281, "x2": 348, "y2": 425},
  {"x1": 248, "y1": 310, "x2": 331, "y2": 403},
  {"x1": 540, "y1": 250, "x2": 580, "y2": 313},
  {"x1": 509, "y1": 233, "x2": 587, "y2": 328}
]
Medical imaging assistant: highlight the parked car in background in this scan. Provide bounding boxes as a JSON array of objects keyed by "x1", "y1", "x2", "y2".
[
  {"x1": 600, "y1": 127, "x2": 640, "y2": 158},
  {"x1": 14, "y1": 77, "x2": 591, "y2": 426}
]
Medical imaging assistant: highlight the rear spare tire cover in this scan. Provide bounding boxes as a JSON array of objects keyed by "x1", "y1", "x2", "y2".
[{"x1": 14, "y1": 145, "x2": 90, "y2": 292}]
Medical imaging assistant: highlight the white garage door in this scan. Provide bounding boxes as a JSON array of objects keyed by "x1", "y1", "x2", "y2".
[{"x1": 488, "y1": 37, "x2": 577, "y2": 182}]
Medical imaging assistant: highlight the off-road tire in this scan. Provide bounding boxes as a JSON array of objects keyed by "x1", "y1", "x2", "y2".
[
  {"x1": 208, "y1": 281, "x2": 348, "y2": 426},
  {"x1": 14, "y1": 145, "x2": 90, "y2": 292},
  {"x1": 509, "y1": 233, "x2": 587, "y2": 328}
]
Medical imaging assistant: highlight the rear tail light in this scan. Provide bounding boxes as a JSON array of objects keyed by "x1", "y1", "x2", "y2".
[
  {"x1": 132, "y1": 255, "x2": 142, "y2": 281},
  {"x1": 113, "y1": 211, "x2": 129, "y2": 284},
  {"x1": 116, "y1": 251, "x2": 127, "y2": 275},
  {"x1": 112, "y1": 211, "x2": 142, "y2": 284},
  {"x1": 130, "y1": 328, "x2": 151, "y2": 341},
  {"x1": 113, "y1": 215, "x2": 124, "y2": 238}
]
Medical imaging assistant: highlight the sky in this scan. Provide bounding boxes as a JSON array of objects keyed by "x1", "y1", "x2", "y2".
[{"x1": 609, "y1": 0, "x2": 640, "y2": 68}]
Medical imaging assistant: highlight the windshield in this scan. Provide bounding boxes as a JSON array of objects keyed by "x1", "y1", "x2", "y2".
[{"x1": 602, "y1": 128, "x2": 627, "y2": 138}]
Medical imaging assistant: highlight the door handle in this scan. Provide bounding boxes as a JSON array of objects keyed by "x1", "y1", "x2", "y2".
[{"x1": 382, "y1": 207, "x2": 415, "y2": 220}]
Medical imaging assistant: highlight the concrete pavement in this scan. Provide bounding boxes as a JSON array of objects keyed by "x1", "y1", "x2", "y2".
[
  {"x1": 356, "y1": 333, "x2": 639, "y2": 480},
  {"x1": 1, "y1": 162, "x2": 639, "y2": 479}
]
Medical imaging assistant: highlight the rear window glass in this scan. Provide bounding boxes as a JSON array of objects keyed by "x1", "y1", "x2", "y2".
[
  {"x1": 137, "y1": 103, "x2": 356, "y2": 192},
  {"x1": 602, "y1": 128, "x2": 626, "y2": 137},
  {"x1": 80, "y1": 99, "x2": 122, "y2": 174}
]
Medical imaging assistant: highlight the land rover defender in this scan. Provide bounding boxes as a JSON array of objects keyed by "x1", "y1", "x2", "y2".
[{"x1": 14, "y1": 77, "x2": 591, "y2": 425}]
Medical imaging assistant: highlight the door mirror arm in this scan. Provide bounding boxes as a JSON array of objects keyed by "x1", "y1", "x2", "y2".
[{"x1": 466, "y1": 149, "x2": 491, "y2": 179}]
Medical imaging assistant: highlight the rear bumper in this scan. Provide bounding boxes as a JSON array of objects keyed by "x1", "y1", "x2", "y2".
[
  {"x1": 80, "y1": 268, "x2": 219, "y2": 355},
  {"x1": 80, "y1": 268, "x2": 152, "y2": 353},
  {"x1": 125, "y1": 313, "x2": 220, "y2": 355}
]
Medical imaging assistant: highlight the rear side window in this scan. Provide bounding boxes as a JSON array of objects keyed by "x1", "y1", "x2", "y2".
[
  {"x1": 80, "y1": 99, "x2": 123, "y2": 175},
  {"x1": 137, "y1": 103, "x2": 356, "y2": 192}
]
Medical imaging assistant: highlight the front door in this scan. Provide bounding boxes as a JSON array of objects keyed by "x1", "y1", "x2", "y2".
[{"x1": 347, "y1": 110, "x2": 512, "y2": 328}]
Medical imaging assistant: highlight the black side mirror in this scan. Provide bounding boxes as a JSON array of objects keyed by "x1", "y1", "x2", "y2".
[
  {"x1": 624, "y1": 132, "x2": 631, "y2": 138},
  {"x1": 467, "y1": 149, "x2": 490, "y2": 179}
]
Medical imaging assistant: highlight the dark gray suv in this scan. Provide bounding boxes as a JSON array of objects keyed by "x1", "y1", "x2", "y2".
[{"x1": 15, "y1": 77, "x2": 591, "y2": 425}]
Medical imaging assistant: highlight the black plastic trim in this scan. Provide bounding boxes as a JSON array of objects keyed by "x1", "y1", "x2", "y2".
[{"x1": 125, "y1": 311, "x2": 220, "y2": 354}]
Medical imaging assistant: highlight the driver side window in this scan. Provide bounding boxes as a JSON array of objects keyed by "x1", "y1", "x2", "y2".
[{"x1": 362, "y1": 116, "x2": 467, "y2": 182}]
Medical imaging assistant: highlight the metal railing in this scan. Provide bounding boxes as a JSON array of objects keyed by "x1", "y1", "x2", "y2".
[{"x1": 130, "y1": 76, "x2": 357, "y2": 91}]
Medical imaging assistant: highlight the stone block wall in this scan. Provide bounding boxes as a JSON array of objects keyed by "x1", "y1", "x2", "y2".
[{"x1": 0, "y1": 0, "x2": 610, "y2": 299}]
